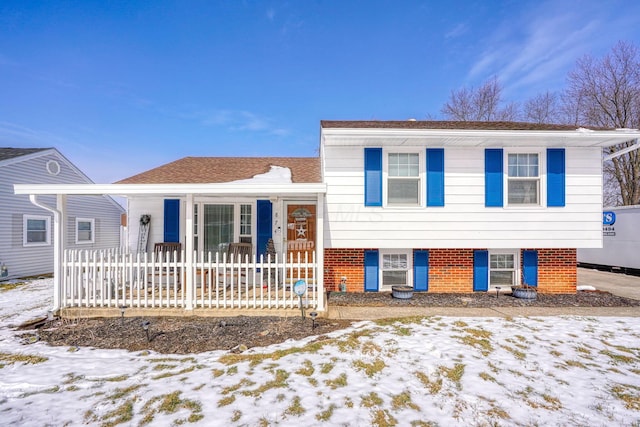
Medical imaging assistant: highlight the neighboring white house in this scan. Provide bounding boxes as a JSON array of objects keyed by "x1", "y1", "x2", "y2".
[
  {"x1": 12, "y1": 121, "x2": 640, "y2": 314},
  {"x1": 1, "y1": 148, "x2": 124, "y2": 280}
]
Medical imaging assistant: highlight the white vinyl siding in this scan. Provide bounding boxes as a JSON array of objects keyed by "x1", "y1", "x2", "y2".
[{"x1": 323, "y1": 144, "x2": 603, "y2": 249}]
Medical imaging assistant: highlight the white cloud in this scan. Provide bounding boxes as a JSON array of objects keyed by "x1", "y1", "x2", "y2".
[
  {"x1": 198, "y1": 109, "x2": 290, "y2": 136},
  {"x1": 266, "y1": 8, "x2": 275, "y2": 21},
  {"x1": 465, "y1": 0, "x2": 640, "y2": 98},
  {"x1": 445, "y1": 23, "x2": 468, "y2": 39},
  {"x1": 0, "y1": 121, "x2": 68, "y2": 146}
]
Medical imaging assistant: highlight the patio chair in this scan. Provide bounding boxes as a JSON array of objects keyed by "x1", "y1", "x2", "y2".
[
  {"x1": 150, "y1": 242, "x2": 182, "y2": 285},
  {"x1": 218, "y1": 242, "x2": 253, "y2": 289}
]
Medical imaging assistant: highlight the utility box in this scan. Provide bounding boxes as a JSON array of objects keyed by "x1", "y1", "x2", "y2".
[{"x1": 578, "y1": 205, "x2": 640, "y2": 274}]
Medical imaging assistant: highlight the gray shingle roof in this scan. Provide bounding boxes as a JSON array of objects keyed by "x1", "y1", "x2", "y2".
[
  {"x1": 0, "y1": 148, "x2": 50, "y2": 162},
  {"x1": 320, "y1": 120, "x2": 612, "y2": 131}
]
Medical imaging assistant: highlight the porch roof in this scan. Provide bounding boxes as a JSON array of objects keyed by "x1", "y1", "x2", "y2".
[{"x1": 14, "y1": 182, "x2": 326, "y2": 197}]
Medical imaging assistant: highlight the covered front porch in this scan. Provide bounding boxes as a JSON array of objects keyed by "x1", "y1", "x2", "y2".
[{"x1": 14, "y1": 180, "x2": 327, "y2": 314}]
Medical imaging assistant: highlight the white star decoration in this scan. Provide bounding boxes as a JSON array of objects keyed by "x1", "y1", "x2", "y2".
[{"x1": 296, "y1": 224, "x2": 306, "y2": 237}]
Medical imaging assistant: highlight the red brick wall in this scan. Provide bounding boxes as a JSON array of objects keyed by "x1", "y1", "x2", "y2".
[
  {"x1": 524, "y1": 248, "x2": 576, "y2": 294},
  {"x1": 323, "y1": 248, "x2": 577, "y2": 294},
  {"x1": 427, "y1": 249, "x2": 475, "y2": 292}
]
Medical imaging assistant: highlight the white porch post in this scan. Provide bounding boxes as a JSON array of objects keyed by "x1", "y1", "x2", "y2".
[
  {"x1": 185, "y1": 193, "x2": 194, "y2": 309},
  {"x1": 316, "y1": 192, "x2": 325, "y2": 311},
  {"x1": 56, "y1": 195, "x2": 66, "y2": 311}
]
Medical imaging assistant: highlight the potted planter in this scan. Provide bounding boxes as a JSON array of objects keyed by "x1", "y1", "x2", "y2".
[
  {"x1": 392, "y1": 286, "x2": 414, "y2": 299},
  {"x1": 511, "y1": 284, "x2": 537, "y2": 300}
]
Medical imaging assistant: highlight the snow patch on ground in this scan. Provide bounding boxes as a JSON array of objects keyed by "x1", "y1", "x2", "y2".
[{"x1": 1, "y1": 279, "x2": 639, "y2": 426}]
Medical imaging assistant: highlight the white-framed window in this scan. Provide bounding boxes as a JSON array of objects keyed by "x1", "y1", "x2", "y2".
[
  {"x1": 380, "y1": 250, "x2": 412, "y2": 288},
  {"x1": 387, "y1": 152, "x2": 421, "y2": 206},
  {"x1": 76, "y1": 218, "x2": 95, "y2": 244},
  {"x1": 240, "y1": 204, "x2": 252, "y2": 241},
  {"x1": 23, "y1": 214, "x2": 51, "y2": 246},
  {"x1": 507, "y1": 152, "x2": 540, "y2": 205},
  {"x1": 489, "y1": 250, "x2": 519, "y2": 288},
  {"x1": 197, "y1": 201, "x2": 254, "y2": 254}
]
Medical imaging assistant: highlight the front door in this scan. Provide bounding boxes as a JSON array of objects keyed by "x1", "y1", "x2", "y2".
[{"x1": 286, "y1": 204, "x2": 316, "y2": 262}]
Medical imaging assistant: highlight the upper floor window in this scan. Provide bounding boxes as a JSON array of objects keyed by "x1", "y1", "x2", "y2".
[
  {"x1": 23, "y1": 215, "x2": 50, "y2": 246},
  {"x1": 388, "y1": 153, "x2": 420, "y2": 205},
  {"x1": 507, "y1": 153, "x2": 539, "y2": 205},
  {"x1": 76, "y1": 218, "x2": 95, "y2": 244}
]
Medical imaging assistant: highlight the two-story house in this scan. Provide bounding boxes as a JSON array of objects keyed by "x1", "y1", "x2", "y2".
[{"x1": 320, "y1": 121, "x2": 635, "y2": 294}]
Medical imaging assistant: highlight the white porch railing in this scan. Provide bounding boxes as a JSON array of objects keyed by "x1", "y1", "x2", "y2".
[{"x1": 61, "y1": 249, "x2": 322, "y2": 312}]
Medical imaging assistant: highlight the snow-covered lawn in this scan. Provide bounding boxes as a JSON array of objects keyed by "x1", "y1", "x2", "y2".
[{"x1": 1, "y1": 279, "x2": 639, "y2": 426}]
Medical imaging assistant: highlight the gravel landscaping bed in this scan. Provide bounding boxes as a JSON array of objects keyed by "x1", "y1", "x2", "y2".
[
  {"x1": 20, "y1": 289, "x2": 639, "y2": 354},
  {"x1": 328, "y1": 289, "x2": 640, "y2": 307}
]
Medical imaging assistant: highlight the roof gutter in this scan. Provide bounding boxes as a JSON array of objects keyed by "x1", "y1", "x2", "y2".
[{"x1": 15, "y1": 182, "x2": 327, "y2": 196}]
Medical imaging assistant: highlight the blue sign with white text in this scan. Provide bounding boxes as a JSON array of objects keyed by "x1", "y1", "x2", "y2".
[{"x1": 603, "y1": 211, "x2": 616, "y2": 225}]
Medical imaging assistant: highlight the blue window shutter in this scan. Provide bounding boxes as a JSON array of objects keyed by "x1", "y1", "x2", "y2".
[
  {"x1": 364, "y1": 148, "x2": 383, "y2": 206},
  {"x1": 547, "y1": 149, "x2": 565, "y2": 207},
  {"x1": 413, "y1": 250, "x2": 429, "y2": 291},
  {"x1": 523, "y1": 250, "x2": 538, "y2": 287},
  {"x1": 427, "y1": 149, "x2": 445, "y2": 207},
  {"x1": 163, "y1": 199, "x2": 180, "y2": 243},
  {"x1": 364, "y1": 250, "x2": 379, "y2": 292},
  {"x1": 473, "y1": 250, "x2": 489, "y2": 291},
  {"x1": 485, "y1": 149, "x2": 503, "y2": 207},
  {"x1": 256, "y1": 200, "x2": 272, "y2": 259}
]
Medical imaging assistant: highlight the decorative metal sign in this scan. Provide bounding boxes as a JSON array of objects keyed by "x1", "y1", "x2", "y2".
[
  {"x1": 293, "y1": 280, "x2": 307, "y2": 296},
  {"x1": 293, "y1": 280, "x2": 307, "y2": 319}
]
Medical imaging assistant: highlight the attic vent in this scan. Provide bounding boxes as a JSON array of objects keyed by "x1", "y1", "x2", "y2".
[{"x1": 46, "y1": 160, "x2": 60, "y2": 176}]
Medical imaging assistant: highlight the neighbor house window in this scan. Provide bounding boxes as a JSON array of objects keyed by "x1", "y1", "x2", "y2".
[
  {"x1": 381, "y1": 251, "x2": 411, "y2": 288},
  {"x1": 489, "y1": 252, "x2": 517, "y2": 287},
  {"x1": 507, "y1": 153, "x2": 539, "y2": 205},
  {"x1": 388, "y1": 153, "x2": 420, "y2": 205},
  {"x1": 76, "y1": 218, "x2": 95, "y2": 244},
  {"x1": 23, "y1": 215, "x2": 50, "y2": 246}
]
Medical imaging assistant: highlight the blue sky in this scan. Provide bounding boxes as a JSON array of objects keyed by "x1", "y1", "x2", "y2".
[{"x1": 1, "y1": 0, "x2": 639, "y2": 183}]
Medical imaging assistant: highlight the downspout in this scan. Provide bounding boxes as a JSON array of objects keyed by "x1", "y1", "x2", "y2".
[{"x1": 28, "y1": 195, "x2": 62, "y2": 312}]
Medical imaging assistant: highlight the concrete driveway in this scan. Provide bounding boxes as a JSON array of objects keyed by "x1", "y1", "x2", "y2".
[{"x1": 578, "y1": 267, "x2": 640, "y2": 300}]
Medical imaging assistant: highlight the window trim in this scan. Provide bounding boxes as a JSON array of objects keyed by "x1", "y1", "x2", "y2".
[
  {"x1": 488, "y1": 249, "x2": 520, "y2": 289},
  {"x1": 379, "y1": 249, "x2": 413, "y2": 289},
  {"x1": 75, "y1": 217, "x2": 95, "y2": 244},
  {"x1": 383, "y1": 149, "x2": 424, "y2": 207},
  {"x1": 23, "y1": 214, "x2": 51, "y2": 247},
  {"x1": 504, "y1": 148, "x2": 546, "y2": 208}
]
